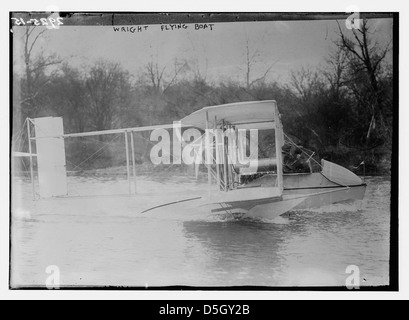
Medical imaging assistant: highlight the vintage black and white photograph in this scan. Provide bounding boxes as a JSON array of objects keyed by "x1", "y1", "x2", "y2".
[{"x1": 9, "y1": 11, "x2": 397, "y2": 290}]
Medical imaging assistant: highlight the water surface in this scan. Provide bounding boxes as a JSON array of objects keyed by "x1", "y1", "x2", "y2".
[{"x1": 10, "y1": 176, "x2": 391, "y2": 288}]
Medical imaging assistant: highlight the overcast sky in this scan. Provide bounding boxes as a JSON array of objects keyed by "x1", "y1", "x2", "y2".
[{"x1": 13, "y1": 17, "x2": 393, "y2": 85}]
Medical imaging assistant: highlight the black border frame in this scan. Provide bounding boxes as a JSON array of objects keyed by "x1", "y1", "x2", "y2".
[{"x1": 8, "y1": 11, "x2": 399, "y2": 292}]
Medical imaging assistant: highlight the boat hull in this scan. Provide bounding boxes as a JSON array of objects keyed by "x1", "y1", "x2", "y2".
[
  {"x1": 141, "y1": 166, "x2": 367, "y2": 220},
  {"x1": 284, "y1": 184, "x2": 367, "y2": 210},
  {"x1": 207, "y1": 184, "x2": 366, "y2": 220}
]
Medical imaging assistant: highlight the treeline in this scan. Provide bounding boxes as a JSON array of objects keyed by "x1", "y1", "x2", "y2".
[{"x1": 13, "y1": 21, "x2": 394, "y2": 175}]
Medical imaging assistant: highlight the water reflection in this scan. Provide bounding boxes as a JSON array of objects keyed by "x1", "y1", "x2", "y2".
[{"x1": 183, "y1": 219, "x2": 309, "y2": 286}]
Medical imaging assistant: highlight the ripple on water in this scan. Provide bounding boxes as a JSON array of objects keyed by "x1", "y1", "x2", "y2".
[{"x1": 10, "y1": 176, "x2": 391, "y2": 287}]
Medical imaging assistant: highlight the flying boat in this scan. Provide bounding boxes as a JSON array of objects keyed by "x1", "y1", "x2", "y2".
[{"x1": 143, "y1": 100, "x2": 367, "y2": 219}]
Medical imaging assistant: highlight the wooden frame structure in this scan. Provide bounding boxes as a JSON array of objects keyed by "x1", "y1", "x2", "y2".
[{"x1": 23, "y1": 100, "x2": 284, "y2": 200}]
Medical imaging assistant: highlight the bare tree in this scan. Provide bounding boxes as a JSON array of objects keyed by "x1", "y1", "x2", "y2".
[
  {"x1": 51, "y1": 64, "x2": 88, "y2": 133},
  {"x1": 241, "y1": 35, "x2": 277, "y2": 90},
  {"x1": 336, "y1": 19, "x2": 392, "y2": 133},
  {"x1": 322, "y1": 47, "x2": 349, "y2": 100},
  {"x1": 20, "y1": 26, "x2": 62, "y2": 114},
  {"x1": 85, "y1": 61, "x2": 130, "y2": 131},
  {"x1": 290, "y1": 66, "x2": 324, "y2": 104},
  {"x1": 162, "y1": 59, "x2": 190, "y2": 95},
  {"x1": 145, "y1": 60, "x2": 166, "y2": 95},
  {"x1": 144, "y1": 57, "x2": 189, "y2": 95},
  {"x1": 189, "y1": 56, "x2": 209, "y2": 83}
]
